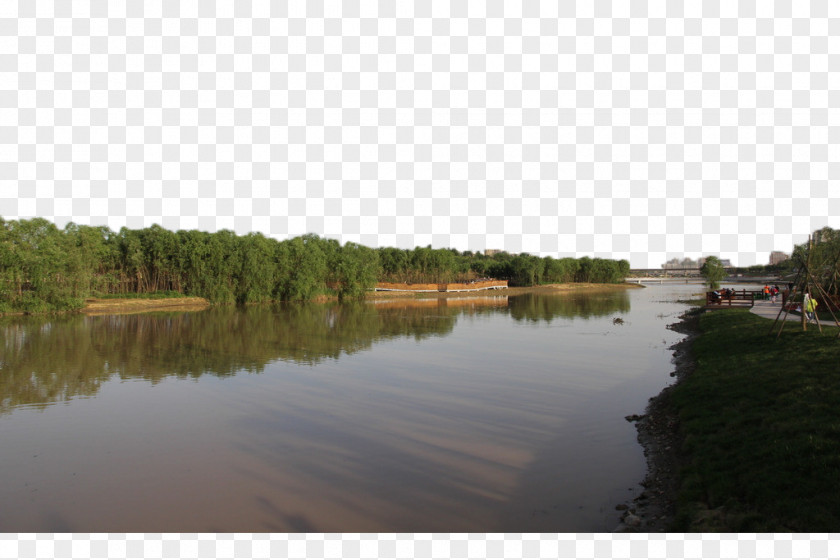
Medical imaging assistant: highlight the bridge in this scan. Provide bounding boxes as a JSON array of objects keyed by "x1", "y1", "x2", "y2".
[
  {"x1": 626, "y1": 269, "x2": 782, "y2": 285},
  {"x1": 629, "y1": 268, "x2": 711, "y2": 277}
]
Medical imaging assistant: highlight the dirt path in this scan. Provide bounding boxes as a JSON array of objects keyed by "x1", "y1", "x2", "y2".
[{"x1": 750, "y1": 299, "x2": 802, "y2": 322}]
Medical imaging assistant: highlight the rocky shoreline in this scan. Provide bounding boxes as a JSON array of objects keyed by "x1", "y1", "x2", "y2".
[{"x1": 614, "y1": 307, "x2": 702, "y2": 532}]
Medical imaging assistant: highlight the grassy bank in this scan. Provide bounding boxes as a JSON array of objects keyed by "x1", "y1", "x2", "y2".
[{"x1": 668, "y1": 308, "x2": 840, "y2": 531}]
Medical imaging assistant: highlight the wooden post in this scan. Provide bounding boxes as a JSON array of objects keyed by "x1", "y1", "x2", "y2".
[{"x1": 802, "y1": 235, "x2": 812, "y2": 332}]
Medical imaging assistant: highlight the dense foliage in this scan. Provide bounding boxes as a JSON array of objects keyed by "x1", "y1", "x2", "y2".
[
  {"x1": 0, "y1": 217, "x2": 630, "y2": 312},
  {"x1": 377, "y1": 247, "x2": 629, "y2": 286}
]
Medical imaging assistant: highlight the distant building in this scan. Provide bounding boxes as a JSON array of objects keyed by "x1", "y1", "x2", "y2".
[
  {"x1": 698, "y1": 257, "x2": 733, "y2": 268},
  {"x1": 769, "y1": 251, "x2": 789, "y2": 265},
  {"x1": 484, "y1": 249, "x2": 501, "y2": 257},
  {"x1": 662, "y1": 257, "x2": 699, "y2": 269}
]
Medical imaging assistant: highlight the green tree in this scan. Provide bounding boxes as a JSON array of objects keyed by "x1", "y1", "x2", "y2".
[
  {"x1": 334, "y1": 242, "x2": 379, "y2": 300},
  {"x1": 277, "y1": 235, "x2": 328, "y2": 301},
  {"x1": 176, "y1": 229, "x2": 211, "y2": 298},
  {"x1": 117, "y1": 227, "x2": 148, "y2": 293},
  {"x1": 378, "y1": 247, "x2": 409, "y2": 282},
  {"x1": 469, "y1": 257, "x2": 488, "y2": 277},
  {"x1": 618, "y1": 259, "x2": 630, "y2": 280},
  {"x1": 509, "y1": 254, "x2": 544, "y2": 286},
  {"x1": 69, "y1": 224, "x2": 119, "y2": 295},
  {"x1": 3, "y1": 218, "x2": 82, "y2": 310},
  {"x1": 237, "y1": 232, "x2": 278, "y2": 303},
  {"x1": 576, "y1": 256, "x2": 593, "y2": 283},
  {"x1": 700, "y1": 256, "x2": 727, "y2": 289},
  {"x1": 202, "y1": 229, "x2": 241, "y2": 303}
]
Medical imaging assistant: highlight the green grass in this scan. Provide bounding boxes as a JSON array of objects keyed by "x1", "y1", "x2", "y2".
[{"x1": 668, "y1": 308, "x2": 840, "y2": 531}]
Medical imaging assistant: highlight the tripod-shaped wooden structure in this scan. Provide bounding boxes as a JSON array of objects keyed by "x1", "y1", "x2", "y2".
[{"x1": 769, "y1": 235, "x2": 840, "y2": 338}]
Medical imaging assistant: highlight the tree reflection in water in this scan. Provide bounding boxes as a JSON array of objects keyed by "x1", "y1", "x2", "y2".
[
  {"x1": 0, "y1": 292, "x2": 630, "y2": 415},
  {"x1": 508, "y1": 291, "x2": 631, "y2": 323}
]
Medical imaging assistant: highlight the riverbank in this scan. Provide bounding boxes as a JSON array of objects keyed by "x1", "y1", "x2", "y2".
[
  {"x1": 616, "y1": 306, "x2": 701, "y2": 532},
  {"x1": 366, "y1": 282, "x2": 642, "y2": 299},
  {"x1": 620, "y1": 305, "x2": 840, "y2": 532},
  {"x1": 81, "y1": 296, "x2": 210, "y2": 315},
  {"x1": 67, "y1": 283, "x2": 640, "y2": 315}
]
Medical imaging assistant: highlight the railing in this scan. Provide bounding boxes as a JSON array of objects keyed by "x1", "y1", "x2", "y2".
[{"x1": 705, "y1": 289, "x2": 759, "y2": 307}]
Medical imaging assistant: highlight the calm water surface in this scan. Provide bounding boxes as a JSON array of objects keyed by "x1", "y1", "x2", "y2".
[{"x1": 0, "y1": 284, "x2": 708, "y2": 532}]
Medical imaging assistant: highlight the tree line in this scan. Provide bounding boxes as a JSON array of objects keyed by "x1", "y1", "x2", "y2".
[
  {"x1": 378, "y1": 246, "x2": 629, "y2": 286},
  {"x1": 0, "y1": 217, "x2": 630, "y2": 312}
]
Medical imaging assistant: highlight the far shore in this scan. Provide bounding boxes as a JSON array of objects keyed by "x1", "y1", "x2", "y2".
[
  {"x1": 366, "y1": 282, "x2": 642, "y2": 299},
  {"x1": 0, "y1": 282, "x2": 642, "y2": 317},
  {"x1": 87, "y1": 282, "x2": 641, "y2": 313}
]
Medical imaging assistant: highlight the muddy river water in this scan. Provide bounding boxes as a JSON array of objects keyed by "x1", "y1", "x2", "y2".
[{"x1": 0, "y1": 284, "x2": 710, "y2": 532}]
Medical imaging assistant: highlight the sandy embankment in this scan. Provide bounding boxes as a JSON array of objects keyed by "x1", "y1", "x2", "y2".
[
  {"x1": 81, "y1": 297, "x2": 211, "y2": 315},
  {"x1": 366, "y1": 282, "x2": 642, "y2": 299},
  {"x1": 79, "y1": 283, "x2": 641, "y2": 313}
]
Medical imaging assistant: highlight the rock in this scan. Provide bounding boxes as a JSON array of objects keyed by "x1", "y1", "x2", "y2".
[
  {"x1": 623, "y1": 515, "x2": 642, "y2": 527},
  {"x1": 623, "y1": 513, "x2": 642, "y2": 528}
]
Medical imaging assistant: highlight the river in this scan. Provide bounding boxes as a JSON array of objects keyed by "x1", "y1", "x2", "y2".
[{"x1": 0, "y1": 284, "x2": 710, "y2": 532}]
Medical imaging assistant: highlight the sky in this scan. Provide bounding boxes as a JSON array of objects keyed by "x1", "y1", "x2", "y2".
[{"x1": 2, "y1": 1, "x2": 839, "y2": 269}]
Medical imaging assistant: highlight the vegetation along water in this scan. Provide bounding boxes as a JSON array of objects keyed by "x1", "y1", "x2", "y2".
[{"x1": 0, "y1": 217, "x2": 629, "y2": 313}]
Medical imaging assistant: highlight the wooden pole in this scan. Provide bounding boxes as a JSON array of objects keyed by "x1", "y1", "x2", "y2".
[
  {"x1": 806, "y1": 268, "x2": 824, "y2": 333},
  {"x1": 802, "y1": 235, "x2": 812, "y2": 332},
  {"x1": 809, "y1": 273, "x2": 840, "y2": 332},
  {"x1": 771, "y1": 268, "x2": 802, "y2": 337}
]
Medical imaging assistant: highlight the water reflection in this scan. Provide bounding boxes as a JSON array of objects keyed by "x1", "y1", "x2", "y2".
[
  {"x1": 508, "y1": 290, "x2": 630, "y2": 323},
  {"x1": 0, "y1": 287, "x2": 676, "y2": 532},
  {"x1": 0, "y1": 292, "x2": 630, "y2": 415}
]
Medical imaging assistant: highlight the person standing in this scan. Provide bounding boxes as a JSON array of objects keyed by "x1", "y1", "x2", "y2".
[{"x1": 804, "y1": 292, "x2": 819, "y2": 323}]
